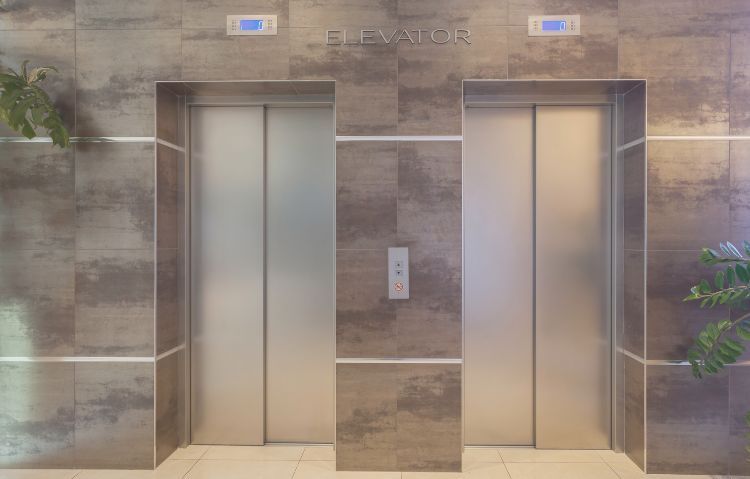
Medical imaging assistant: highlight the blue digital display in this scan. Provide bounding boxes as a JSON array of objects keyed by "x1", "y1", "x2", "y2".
[
  {"x1": 240, "y1": 19, "x2": 264, "y2": 31},
  {"x1": 542, "y1": 20, "x2": 567, "y2": 31}
]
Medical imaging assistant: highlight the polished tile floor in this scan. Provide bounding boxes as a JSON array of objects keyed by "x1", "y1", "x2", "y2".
[{"x1": 0, "y1": 446, "x2": 744, "y2": 479}]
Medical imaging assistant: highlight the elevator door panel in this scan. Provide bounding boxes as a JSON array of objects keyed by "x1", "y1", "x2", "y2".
[
  {"x1": 190, "y1": 106, "x2": 265, "y2": 445},
  {"x1": 464, "y1": 107, "x2": 535, "y2": 445},
  {"x1": 535, "y1": 105, "x2": 612, "y2": 449},
  {"x1": 265, "y1": 107, "x2": 335, "y2": 443}
]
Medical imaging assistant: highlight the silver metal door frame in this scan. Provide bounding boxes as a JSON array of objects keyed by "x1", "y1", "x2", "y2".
[
  {"x1": 461, "y1": 97, "x2": 619, "y2": 449},
  {"x1": 184, "y1": 97, "x2": 337, "y2": 446}
]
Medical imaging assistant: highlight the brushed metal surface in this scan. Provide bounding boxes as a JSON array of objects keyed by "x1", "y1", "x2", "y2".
[
  {"x1": 190, "y1": 106, "x2": 265, "y2": 445},
  {"x1": 464, "y1": 107, "x2": 535, "y2": 446},
  {"x1": 535, "y1": 105, "x2": 612, "y2": 449},
  {"x1": 265, "y1": 106, "x2": 335, "y2": 443}
]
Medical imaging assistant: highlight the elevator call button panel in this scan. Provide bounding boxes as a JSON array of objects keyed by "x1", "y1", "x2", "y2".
[
  {"x1": 227, "y1": 15, "x2": 278, "y2": 36},
  {"x1": 388, "y1": 247, "x2": 409, "y2": 300},
  {"x1": 528, "y1": 15, "x2": 580, "y2": 36}
]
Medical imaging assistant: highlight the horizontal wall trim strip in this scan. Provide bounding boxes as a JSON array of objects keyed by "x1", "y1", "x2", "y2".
[
  {"x1": 336, "y1": 358, "x2": 463, "y2": 364},
  {"x1": 156, "y1": 138, "x2": 186, "y2": 152},
  {"x1": 618, "y1": 137, "x2": 646, "y2": 151},
  {"x1": 156, "y1": 344, "x2": 186, "y2": 361},
  {"x1": 648, "y1": 135, "x2": 750, "y2": 141},
  {"x1": 336, "y1": 135, "x2": 462, "y2": 142},
  {"x1": 0, "y1": 356, "x2": 154, "y2": 363},
  {"x1": 0, "y1": 136, "x2": 155, "y2": 143},
  {"x1": 622, "y1": 349, "x2": 750, "y2": 367}
]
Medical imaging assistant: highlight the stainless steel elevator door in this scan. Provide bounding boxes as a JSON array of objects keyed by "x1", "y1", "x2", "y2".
[
  {"x1": 535, "y1": 105, "x2": 612, "y2": 449},
  {"x1": 265, "y1": 107, "x2": 335, "y2": 443},
  {"x1": 464, "y1": 107, "x2": 535, "y2": 446},
  {"x1": 190, "y1": 106, "x2": 265, "y2": 445}
]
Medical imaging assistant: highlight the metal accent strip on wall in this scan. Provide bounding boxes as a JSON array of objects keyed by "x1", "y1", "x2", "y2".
[
  {"x1": 647, "y1": 135, "x2": 750, "y2": 141},
  {"x1": 335, "y1": 358, "x2": 463, "y2": 364},
  {"x1": 0, "y1": 136, "x2": 155, "y2": 143},
  {"x1": 335, "y1": 135, "x2": 462, "y2": 142},
  {"x1": 0, "y1": 345, "x2": 186, "y2": 363},
  {"x1": 622, "y1": 349, "x2": 750, "y2": 367}
]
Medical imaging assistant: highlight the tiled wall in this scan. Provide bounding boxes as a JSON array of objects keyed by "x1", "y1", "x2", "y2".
[{"x1": 1, "y1": 0, "x2": 750, "y2": 474}]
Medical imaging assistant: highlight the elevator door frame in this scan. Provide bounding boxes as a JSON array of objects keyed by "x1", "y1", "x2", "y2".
[
  {"x1": 461, "y1": 96, "x2": 619, "y2": 449},
  {"x1": 184, "y1": 97, "x2": 337, "y2": 446}
]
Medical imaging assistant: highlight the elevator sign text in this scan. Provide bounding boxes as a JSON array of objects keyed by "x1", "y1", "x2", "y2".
[{"x1": 326, "y1": 28, "x2": 471, "y2": 46}]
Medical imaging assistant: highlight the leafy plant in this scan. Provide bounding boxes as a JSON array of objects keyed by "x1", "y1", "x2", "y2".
[
  {"x1": 0, "y1": 60, "x2": 70, "y2": 147},
  {"x1": 685, "y1": 241, "x2": 750, "y2": 457}
]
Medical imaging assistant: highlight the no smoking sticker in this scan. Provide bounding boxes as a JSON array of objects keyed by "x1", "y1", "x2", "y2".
[{"x1": 394, "y1": 281, "x2": 404, "y2": 292}]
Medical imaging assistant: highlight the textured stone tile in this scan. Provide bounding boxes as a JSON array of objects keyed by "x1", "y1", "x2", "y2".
[
  {"x1": 182, "y1": 29, "x2": 290, "y2": 81},
  {"x1": 646, "y1": 250, "x2": 723, "y2": 361},
  {"x1": 336, "y1": 250, "x2": 397, "y2": 358},
  {"x1": 157, "y1": 144, "x2": 180, "y2": 250},
  {"x1": 74, "y1": 362, "x2": 154, "y2": 469},
  {"x1": 647, "y1": 141, "x2": 730, "y2": 251},
  {"x1": 336, "y1": 364, "x2": 398, "y2": 471},
  {"x1": 731, "y1": 32, "x2": 750, "y2": 135},
  {"x1": 510, "y1": 0, "x2": 617, "y2": 26},
  {"x1": 156, "y1": 84, "x2": 181, "y2": 146},
  {"x1": 624, "y1": 82, "x2": 646, "y2": 143},
  {"x1": 76, "y1": 0, "x2": 181, "y2": 28},
  {"x1": 0, "y1": 249, "x2": 74, "y2": 357},
  {"x1": 157, "y1": 247, "x2": 182, "y2": 355},
  {"x1": 337, "y1": 141, "x2": 398, "y2": 185},
  {"x1": 646, "y1": 364, "x2": 729, "y2": 475},
  {"x1": 75, "y1": 249, "x2": 154, "y2": 357},
  {"x1": 624, "y1": 250, "x2": 644, "y2": 358},
  {"x1": 397, "y1": 364, "x2": 461, "y2": 472},
  {"x1": 0, "y1": 0, "x2": 74, "y2": 29},
  {"x1": 183, "y1": 0, "x2": 289, "y2": 28},
  {"x1": 398, "y1": 0, "x2": 507, "y2": 26},
  {"x1": 76, "y1": 143, "x2": 155, "y2": 250},
  {"x1": 0, "y1": 363, "x2": 74, "y2": 468},
  {"x1": 730, "y1": 141, "x2": 750, "y2": 245},
  {"x1": 398, "y1": 28, "x2": 506, "y2": 135},
  {"x1": 729, "y1": 366, "x2": 750, "y2": 476},
  {"x1": 290, "y1": 0, "x2": 396, "y2": 27},
  {"x1": 397, "y1": 142, "x2": 462, "y2": 250},
  {"x1": 508, "y1": 24, "x2": 618, "y2": 79},
  {"x1": 623, "y1": 143, "x2": 645, "y2": 251},
  {"x1": 291, "y1": 27, "x2": 397, "y2": 135},
  {"x1": 624, "y1": 355, "x2": 644, "y2": 469},
  {"x1": 156, "y1": 352, "x2": 183, "y2": 466},
  {"x1": 396, "y1": 248, "x2": 461, "y2": 358},
  {"x1": 76, "y1": 30, "x2": 181, "y2": 136},
  {"x1": 0, "y1": 30, "x2": 75, "y2": 136},
  {"x1": 0, "y1": 144, "x2": 74, "y2": 250},
  {"x1": 619, "y1": 16, "x2": 730, "y2": 135}
]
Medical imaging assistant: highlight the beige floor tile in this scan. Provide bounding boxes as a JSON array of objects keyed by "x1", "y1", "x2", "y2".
[
  {"x1": 402, "y1": 473, "x2": 463, "y2": 479},
  {"x1": 202, "y1": 445, "x2": 304, "y2": 461},
  {"x1": 168, "y1": 445, "x2": 210, "y2": 460},
  {"x1": 597, "y1": 450, "x2": 636, "y2": 463},
  {"x1": 463, "y1": 448, "x2": 503, "y2": 464},
  {"x1": 293, "y1": 461, "x2": 400, "y2": 478},
  {"x1": 498, "y1": 448, "x2": 604, "y2": 463},
  {"x1": 504, "y1": 462, "x2": 619, "y2": 479},
  {"x1": 185, "y1": 460, "x2": 298, "y2": 479},
  {"x1": 402, "y1": 464, "x2": 510, "y2": 479},
  {"x1": 0, "y1": 471, "x2": 80, "y2": 479},
  {"x1": 301, "y1": 446, "x2": 336, "y2": 461},
  {"x1": 74, "y1": 459, "x2": 197, "y2": 479},
  {"x1": 607, "y1": 460, "x2": 645, "y2": 478}
]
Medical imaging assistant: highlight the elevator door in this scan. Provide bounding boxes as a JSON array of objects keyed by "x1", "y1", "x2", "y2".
[
  {"x1": 464, "y1": 105, "x2": 611, "y2": 448},
  {"x1": 190, "y1": 105, "x2": 334, "y2": 445}
]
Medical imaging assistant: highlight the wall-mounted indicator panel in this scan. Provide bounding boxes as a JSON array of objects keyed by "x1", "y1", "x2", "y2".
[
  {"x1": 227, "y1": 15, "x2": 278, "y2": 36},
  {"x1": 388, "y1": 247, "x2": 409, "y2": 300},
  {"x1": 528, "y1": 15, "x2": 580, "y2": 36}
]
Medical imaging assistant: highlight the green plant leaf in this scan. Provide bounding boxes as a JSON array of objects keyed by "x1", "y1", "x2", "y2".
[{"x1": 716, "y1": 270, "x2": 725, "y2": 289}]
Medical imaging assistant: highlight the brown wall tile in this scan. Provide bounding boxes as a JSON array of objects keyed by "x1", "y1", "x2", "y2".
[
  {"x1": 623, "y1": 142, "x2": 645, "y2": 251},
  {"x1": 336, "y1": 364, "x2": 398, "y2": 470},
  {"x1": 730, "y1": 366, "x2": 750, "y2": 476},
  {"x1": 399, "y1": 0, "x2": 507, "y2": 26},
  {"x1": 623, "y1": 82, "x2": 646, "y2": 144},
  {"x1": 156, "y1": 85, "x2": 181, "y2": 146},
  {"x1": 74, "y1": 362, "x2": 154, "y2": 469},
  {"x1": 730, "y1": 141, "x2": 750, "y2": 244},
  {"x1": 510, "y1": 0, "x2": 617, "y2": 26},
  {"x1": 396, "y1": 364, "x2": 461, "y2": 472},
  {"x1": 75, "y1": 0, "x2": 182, "y2": 29},
  {"x1": 76, "y1": 30, "x2": 181, "y2": 136},
  {"x1": 0, "y1": 30, "x2": 75, "y2": 136},
  {"x1": 624, "y1": 356, "x2": 644, "y2": 469},
  {"x1": 624, "y1": 250, "x2": 644, "y2": 357},
  {"x1": 0, "y1": 363, "x2": 74, "y2": 468},
  {"x1": 75, "y1": 249, "x2": 154, "y2": 356},
  {"x1": 647, "y1": 141, "x2": 730, "y2": 251},
  {"x1": 76, "y1": 143, "x2": 155, "y2": 250},
  {"x1": 156, "y1": 352, "x2": 183, "y2": 466},
  {"x1": 646, "y1": 364, "x2": 729, "y2": 475},
  {"x1": 0, "y1": 250, "x2": 74, "y2": 356},
  {"x1": 291, "y1": 0, "x2": 396, "y2": 27},
  {"x1": 0, "y1": 144, "x2": 74, "y2": 250},
  {"x1": 183, "y1": 0, "x2": 289, "y2": 29},
  {"x1": 157, "y1": 247, "x2": 181, "y2": 355},
  {"x1": 731, "y1": 32, "x2": 750, "y2": 135},
  {"x1": 157, "y1": 145, "x2": 180, "y2": 250},
  {"x1": 0, "y1": 0, "x2": 75, "y2": 30}
]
